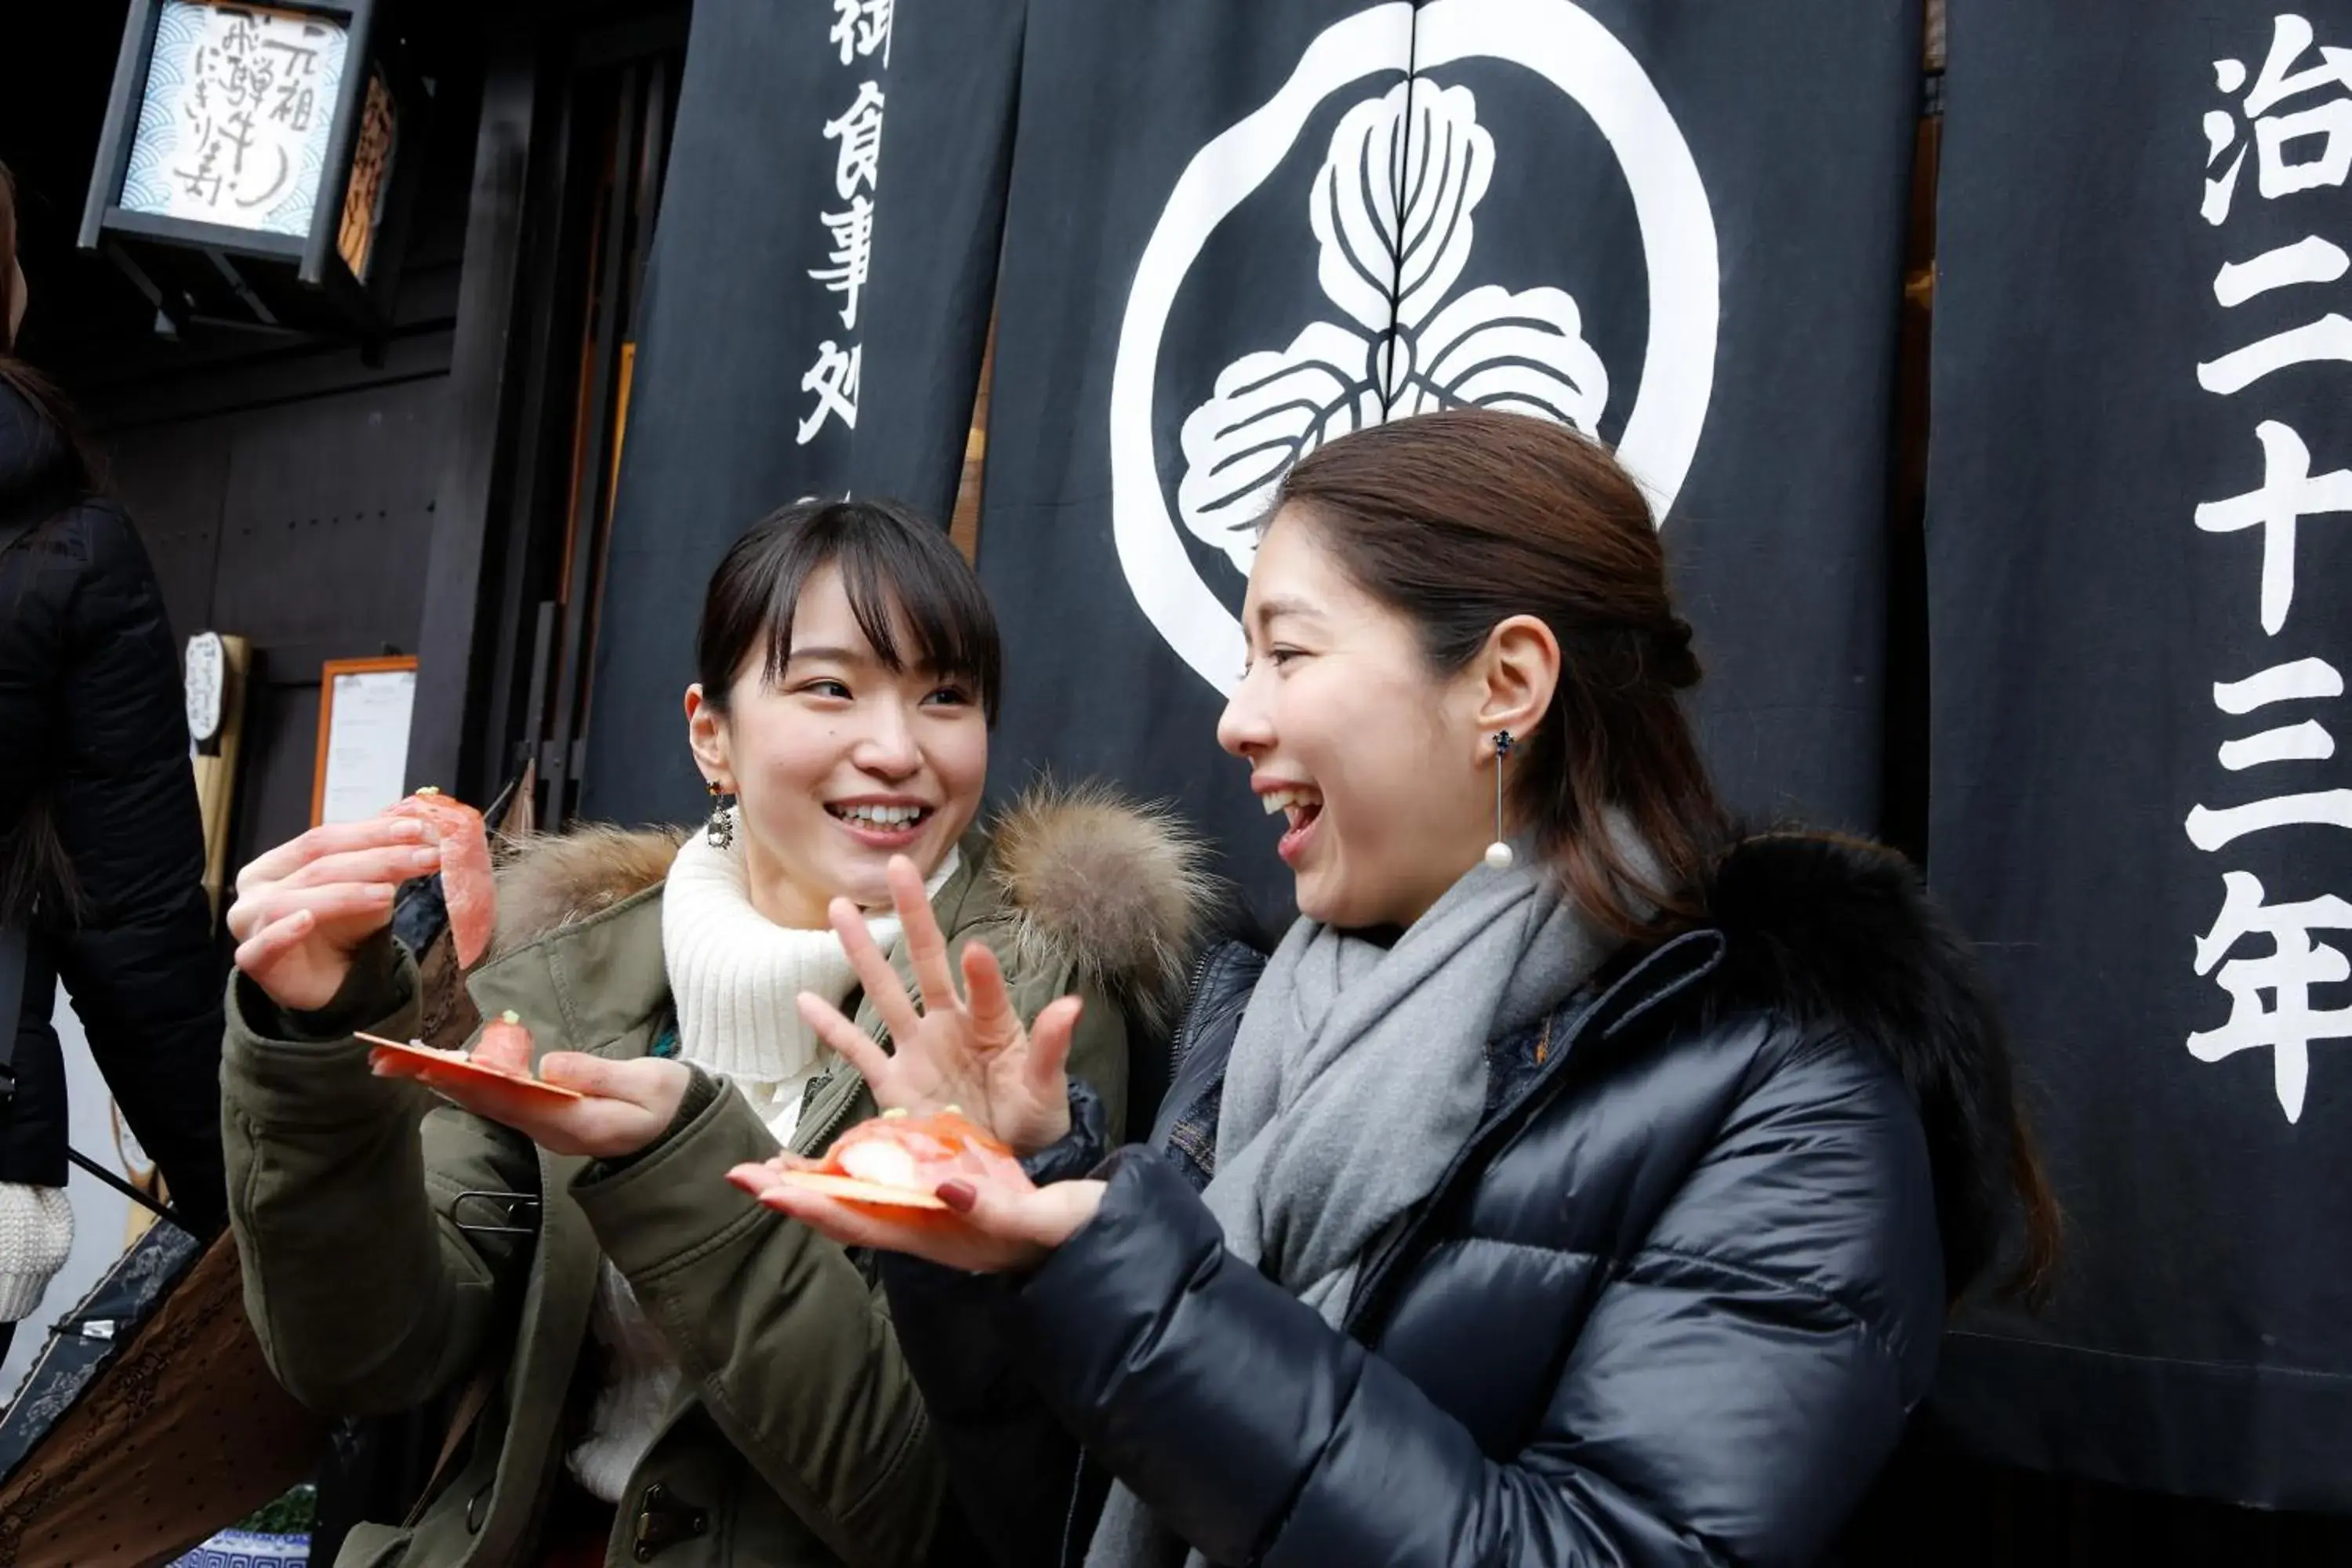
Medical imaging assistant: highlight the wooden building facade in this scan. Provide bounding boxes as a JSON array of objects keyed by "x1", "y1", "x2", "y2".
[{"x1": 4, "y1": 1, "x2": 2350, "y2": 1563}]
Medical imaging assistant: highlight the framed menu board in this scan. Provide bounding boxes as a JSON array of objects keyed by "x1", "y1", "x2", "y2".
[{"x1": 311, "y1": 655, "x2": 417, "y2": 826}]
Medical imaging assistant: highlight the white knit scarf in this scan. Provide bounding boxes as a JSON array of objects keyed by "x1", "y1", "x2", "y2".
[
  {"x1": 567, "y1": 830, "x2": 960, "y2": 1502},
  {"x1": 659, "y1": 829, "x2": 960, "y2": 1129}
]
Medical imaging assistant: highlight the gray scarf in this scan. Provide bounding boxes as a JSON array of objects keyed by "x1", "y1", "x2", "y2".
[{"x1": 1086, "y1": 849, "x2": 1624, "y2": 1568}]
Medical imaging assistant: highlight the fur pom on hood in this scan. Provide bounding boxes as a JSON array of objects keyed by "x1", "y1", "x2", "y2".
[
  {"x1": 485, "y1": 786, "x2": 1215, "y2": 1028},
  {"x1": 982, "y1": 782, "x2": 1217, "y2": 1034}
]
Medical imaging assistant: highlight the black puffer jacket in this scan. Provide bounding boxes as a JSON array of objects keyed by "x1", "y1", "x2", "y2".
[
  {"x1": 886, "y1": 834, "x2": 2022, "y2": 1567},
  {"x1": 0, "y1": 378, "x2": 225, "y2": 1232}
]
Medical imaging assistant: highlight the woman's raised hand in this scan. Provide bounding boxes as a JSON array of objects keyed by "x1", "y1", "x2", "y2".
[
  {"x1": 228, "y1": 818, "x2": 441, "y2": 1013},
  {"x1": 797, "y1": 855, "x2": 1080, "y2": 1156}
]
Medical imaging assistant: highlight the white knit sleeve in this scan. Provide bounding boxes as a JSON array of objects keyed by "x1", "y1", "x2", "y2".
[{"x1": 0, "y1": 1183, "x2": 75, "y2": 1323}]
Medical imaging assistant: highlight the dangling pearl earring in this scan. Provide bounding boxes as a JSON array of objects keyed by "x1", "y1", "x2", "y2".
[{"x1": 1484, "y1": 731, "x2": 1515, "y2": 870}]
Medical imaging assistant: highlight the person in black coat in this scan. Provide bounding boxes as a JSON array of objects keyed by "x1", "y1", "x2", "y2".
[
  {"x1": 741, "y1": 410, "x2": 2061, "y2": 1567},
  {"x1": 0, "y1": 165, "x2": 227, "y2": 1358}
]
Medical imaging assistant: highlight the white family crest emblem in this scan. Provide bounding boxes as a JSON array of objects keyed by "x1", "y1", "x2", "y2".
[
  {"x1": 1178, "y1": 78, "x2": 1610, "y2": 573},
  {"x1": 1111, "y1": 0, "x2": 1720, "y2": 692}
]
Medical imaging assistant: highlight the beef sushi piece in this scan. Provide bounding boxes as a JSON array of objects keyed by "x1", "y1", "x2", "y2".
[
  {"x1": 473, "y1": 1011, "x2": 534, "y2": 1076},
  {"x1": 389, "y1": 786, "x2": 495, "y2": 967},
  {"x1": 778, "y1": 1108, "x2": 1026, "y2": 1207}
]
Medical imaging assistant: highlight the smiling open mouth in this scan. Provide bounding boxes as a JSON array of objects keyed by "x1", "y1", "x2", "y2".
[
  {"x1": 827, "y1": 804, "x2": 933, "y2": 829},
  {"x1": 1260, "y1": 786, "x2": 1323, "y2": 834}
]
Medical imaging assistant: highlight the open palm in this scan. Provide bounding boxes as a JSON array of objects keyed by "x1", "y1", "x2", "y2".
[
  {"x1": 728, "y1": 1156, "x2": 1105, "y2": 1275},
  {"x1": 797, "y1": 855, "x2": 1081, "y2": 1156}
]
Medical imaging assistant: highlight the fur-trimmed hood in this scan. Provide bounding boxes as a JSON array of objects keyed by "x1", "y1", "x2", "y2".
[
  {"x1": 488, "y1": 822, "x2": 687, "y2": 955},
  {"x1": 485, "y1": 785, "x2": 1216, "y2": 1031},
  {"x1": 1694, "y1": 830, "x2": 2034, "y2": 1299},
  {"x1": 974, "y1": 783, "x2": 1218, "y2": 1034}
]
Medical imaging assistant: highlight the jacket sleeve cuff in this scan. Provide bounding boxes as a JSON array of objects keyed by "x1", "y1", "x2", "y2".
[
  {"x1": 583, "y1": 1065, "x2": 724, "y2": 1180},
  {"x1": 221, "y1": 937, "x2": 423, "y2": 1128},
  {"x1": 275, "y1": 931, "x2": 411, "y2": 1043},
  {"x1": 572, "y1": 1077, "x2": 781, "y2": 1271},
  {"x1": 1019, "y1": 1075, "x2": 1112, "y2": 1187}
]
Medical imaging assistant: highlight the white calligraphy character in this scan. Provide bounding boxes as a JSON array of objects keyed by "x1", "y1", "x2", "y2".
[
  {"x1": 820, "y1": 82, "x2": 887, "y2": 201},
  {"x1": 830, "y1": 0, "x2": 894, "y2": 67},
  {"x1": 810, "y1": 194, "x2": 874, "y2": 330},
  {"x1": 2192, "y1": 419, "x2": 2352, "y2": 633},
  {"x1": 2205, "y1": 13, "x2": 2352, "y2": 225},
  {"x1": 2189, "y1": 656, "x2": 2352, "y2": 848},
  {"x1": 2191, "y1": 870, "x2": 2352, "y2": 1121},
  {"x1": 2187, "y1": 659, "x2": 2352, "y2": 853},
  {"x1": 797, "y1": 340, "x2": 862, "y2": 445}
]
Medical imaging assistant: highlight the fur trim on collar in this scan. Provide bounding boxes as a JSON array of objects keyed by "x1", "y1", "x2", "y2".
[
  {"x1": 1698, "y1": 831, "x2": 2024, "y2": 1298},
  {"x1": 490, "y1": 823, "x2": 684, "y2": 956},
  {"x1": 486, "y1": 786, "x2": 1216, "y2": 1029}
]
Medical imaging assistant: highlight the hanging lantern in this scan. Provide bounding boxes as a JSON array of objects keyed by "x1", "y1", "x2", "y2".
[{"x1": 77, "y1": 0, "x2": 426, "y2": 338}]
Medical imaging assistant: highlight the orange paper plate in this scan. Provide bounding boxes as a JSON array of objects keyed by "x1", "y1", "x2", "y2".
[
  {"x1": 358, "y1": 1033, "x2": 585, "y2": 1102},
  {"x1": 771, "y1": 1170, "x2": 949, "y2": 1210}
]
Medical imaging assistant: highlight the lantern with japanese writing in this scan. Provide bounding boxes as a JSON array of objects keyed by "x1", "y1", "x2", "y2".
[{"x1": 76, "y1": 0, "x2": 425, "y2": 338}]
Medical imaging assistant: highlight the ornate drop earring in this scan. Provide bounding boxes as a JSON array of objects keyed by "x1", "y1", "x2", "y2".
[
  {"x1": 706, "y1": 779, "x2": 736, "y2": 850},
  {"x1": 1483, "y1": 731, "x2": 1515, "y2": 870}
]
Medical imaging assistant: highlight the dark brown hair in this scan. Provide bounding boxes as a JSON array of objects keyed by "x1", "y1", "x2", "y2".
[
  {"x1": 1273, "y1": 409, "x2": 1727, "y2": 940},
  {"x1": 0, "y1": 161, "x2": 20, "y2": 356},
  {"x1": 0, "y1": 161, "x2": 93, "y2": 497},
  {"x1": 696, "y1": 496, "x2": 1002, "y2": 724}
]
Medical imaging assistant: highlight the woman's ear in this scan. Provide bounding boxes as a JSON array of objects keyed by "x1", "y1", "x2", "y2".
[
  {"x1": 684, "y1": 684, "x2": 730, "y2": 786},
  {"x1": 1468, "y1": 614, "x2": 1559, "y2": 753}
]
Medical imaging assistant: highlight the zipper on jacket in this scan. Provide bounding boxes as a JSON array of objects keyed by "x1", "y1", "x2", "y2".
[
  {"x1": 1058, "y1": 1449, "x2": 1091, "y2": 1568},
  {"x1": 797, "y1": 1069, "x2": 867, "y2": 1155},
  {"x1": 1163, "y1": 946, "x2": 1218, "y2": 1077}
]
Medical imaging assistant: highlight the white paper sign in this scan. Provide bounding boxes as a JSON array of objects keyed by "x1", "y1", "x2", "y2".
[
  {"x1": 319, "y1": 667, "x2": 413, "y2": 825},
  {"x1": 120, "y1": 1, "x2": 351, "y2": 237}
]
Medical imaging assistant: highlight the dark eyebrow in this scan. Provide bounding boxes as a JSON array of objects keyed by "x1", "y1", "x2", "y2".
[
  {"x1": 786, "y1": 644, "x2": 956, "y2": 684},
  {"x1": 1251, "y1": 595, "x2": 1323, "y2": 627}
]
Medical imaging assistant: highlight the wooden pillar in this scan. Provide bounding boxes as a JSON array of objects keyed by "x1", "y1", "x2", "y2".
[
  {"x1": 405, "y1": 23, "x2": 541, "y2": 801},
  {"x1": 949, "y1": 310, "x2": 996, "y2": 562}
]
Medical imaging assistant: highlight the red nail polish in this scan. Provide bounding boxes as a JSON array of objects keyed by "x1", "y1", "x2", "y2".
[{"x1": 937, "y1": 1181, "x2": 976, "y2": 1213}]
